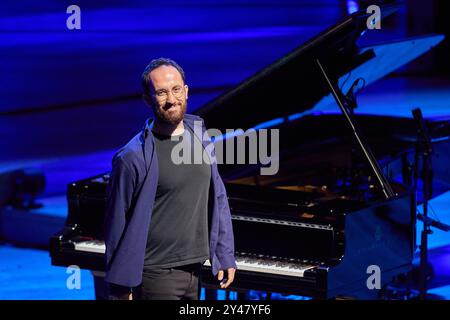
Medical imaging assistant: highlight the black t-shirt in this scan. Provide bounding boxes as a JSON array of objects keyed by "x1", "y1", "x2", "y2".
[{"x1": 143, "y1": 126, "x2": 211, "y2": 269}]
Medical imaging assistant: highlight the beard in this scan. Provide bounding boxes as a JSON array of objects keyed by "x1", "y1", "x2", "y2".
[{"x1": 153, "y1": 99, "x2": 187, "y2": 125}]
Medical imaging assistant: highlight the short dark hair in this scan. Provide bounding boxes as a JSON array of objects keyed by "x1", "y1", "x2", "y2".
[{"x1": 141, "y1": 58, "x2": 186, "y2": 96}]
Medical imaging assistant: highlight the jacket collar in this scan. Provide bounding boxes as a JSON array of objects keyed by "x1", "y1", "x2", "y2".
[
  {"x1": 141, "y1": 113, "x2": 202, "y2": 140},
  {"x1": 140, "y1": 114, "x2": 204, "y2": 170}
]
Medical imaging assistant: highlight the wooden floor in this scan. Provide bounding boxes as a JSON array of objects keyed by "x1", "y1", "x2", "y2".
[{"x1": 0, "y1": 243, "x2": 95, "y2": 300}]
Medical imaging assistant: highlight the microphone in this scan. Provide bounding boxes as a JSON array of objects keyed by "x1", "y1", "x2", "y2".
[
  {"x1": 412, "y1": 108, "x2": 433, "y2": 154},
  {"x1": 345, "y1": 78, "x2": 362, "y2": 99},
  {"x1": 344, "y1": 78, "x2": 362, "y2": 111}
]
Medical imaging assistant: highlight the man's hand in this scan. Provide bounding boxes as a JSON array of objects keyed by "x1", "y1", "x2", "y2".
[
  {"x1": 108, "y1": 285, "x2": 133, "y2": 300},
  {"x1": 217, "y1": 268, "x2": 236, "y2": 289},
  {"x1": 109, "y1": 292, "x2": 132, "y2": 300}
]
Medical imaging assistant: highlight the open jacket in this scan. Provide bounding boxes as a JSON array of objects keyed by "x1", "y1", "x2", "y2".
[{"x1": 103, "y1": 114, "x2": 236, "y2": 287}]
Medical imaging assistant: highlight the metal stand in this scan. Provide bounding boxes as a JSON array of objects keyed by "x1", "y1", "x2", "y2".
[
  {"x1": 410, "y1": 108, "x2": 450, "y2": 298},
  {"x1": 412, "y1": 108, "x2": 433, "y2": 300}
]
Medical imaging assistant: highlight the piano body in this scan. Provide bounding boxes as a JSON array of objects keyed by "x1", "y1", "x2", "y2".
[{"x1": 50, "y1": 6, "x2": 446, "y2": 299}]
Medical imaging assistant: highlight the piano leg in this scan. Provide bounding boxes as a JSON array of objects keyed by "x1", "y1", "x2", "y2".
[{"x1": 91, "y1": 271, "x2": 108, "y2": 300}]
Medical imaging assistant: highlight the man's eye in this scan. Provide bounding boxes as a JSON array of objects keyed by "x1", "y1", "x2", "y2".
[
  {"x1": 156, "y1": 91, "x2": 167, "y2": 96},
  {"x1": 173, "y1": 87, "x2": 182, "y2": 93}
]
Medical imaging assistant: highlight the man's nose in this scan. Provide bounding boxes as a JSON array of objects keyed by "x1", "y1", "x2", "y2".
[{"x1": 166, "y1": 91, "x2": 176, "y2": 104}]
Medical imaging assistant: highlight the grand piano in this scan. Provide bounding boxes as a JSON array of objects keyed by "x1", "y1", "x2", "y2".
[{"x1": 50, "y1": 5, "x2": 446, "y2": 299}]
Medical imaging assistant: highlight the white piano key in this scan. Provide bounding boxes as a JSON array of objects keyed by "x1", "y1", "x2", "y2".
[
  {"x1": 72, "y1": 242, "x2": 316, "y2": 277},
  {"x1": 73, "y1": 240, "x2": 106, "y2": 254},
  {"x1": 203, "y1": 258, "x2": 316, "y2": 278}
]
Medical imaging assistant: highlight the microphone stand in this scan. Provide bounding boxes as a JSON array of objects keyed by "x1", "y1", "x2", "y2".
[
  {"x1": 412, "y1": 108, "x2": 433, "y2": 300},
  {"x1": 412, "y1": 108, "x2": 450, "y2": 300}
]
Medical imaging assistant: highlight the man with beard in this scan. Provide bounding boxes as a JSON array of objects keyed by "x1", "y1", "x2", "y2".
[{"x1": 104, "y1": 58, "x2": 236, "y2": 300}]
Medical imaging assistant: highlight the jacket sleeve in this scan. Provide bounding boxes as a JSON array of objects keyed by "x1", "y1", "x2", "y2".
[
  {"x1": 215, "y1": 169, "x2": 237, "y2": 270},
  {"x1": 103, "y1": 155, "x2": 136, "y2": 278}
]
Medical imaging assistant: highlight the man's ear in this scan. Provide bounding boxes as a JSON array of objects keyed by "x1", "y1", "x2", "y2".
[{"x1": 184, "y1": 84, "x2": 189, "y2": 100}]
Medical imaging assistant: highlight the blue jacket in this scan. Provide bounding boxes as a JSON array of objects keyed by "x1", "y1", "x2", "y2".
[{"x1": 103, "y1": 114, "x2": 236, "y2": 287}]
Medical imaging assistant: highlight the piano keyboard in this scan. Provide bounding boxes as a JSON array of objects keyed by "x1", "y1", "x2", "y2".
[
  {"x1": 72, "y1": 240, "x2": 316, "y2": 277},
  {"x1": 73, "y1": 240, "x2": 106, "y2": 254},
  {"x1": 204, "y1": 256, "x2": 316, "y2": 278}
]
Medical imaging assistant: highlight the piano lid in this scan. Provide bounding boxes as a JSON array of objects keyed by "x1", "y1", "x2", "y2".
[{"x1": 194, "y1": 5, "x2": 444, "y2": 131}]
